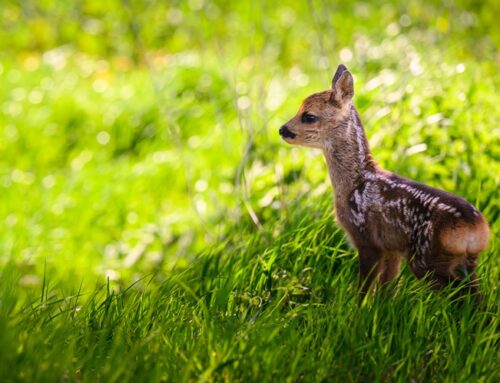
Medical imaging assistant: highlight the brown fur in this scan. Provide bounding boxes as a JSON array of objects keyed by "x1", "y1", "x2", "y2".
[
  {"x1": 439, "y1": 219, "x2": 489, "y2": 256},
  {"x1": 279, "y1": 64, "x2": 490, "y2": 301}
]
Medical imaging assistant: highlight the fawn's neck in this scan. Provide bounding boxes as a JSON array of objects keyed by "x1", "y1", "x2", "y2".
[{"x1": 323, "y1": 105, "x2": 376, "y2": 199}]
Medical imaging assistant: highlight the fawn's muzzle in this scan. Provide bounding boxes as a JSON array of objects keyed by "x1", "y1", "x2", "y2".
[{"x1": 279, "y1": 125, "x2": 296, "y2": 139}]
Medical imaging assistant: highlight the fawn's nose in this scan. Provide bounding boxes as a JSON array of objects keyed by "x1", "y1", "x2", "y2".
[{"x1": 279, "y1": 125, "x2": 296, "y2": 139}]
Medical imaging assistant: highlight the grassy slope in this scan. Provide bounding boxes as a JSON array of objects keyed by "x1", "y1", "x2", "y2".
[{"x1": 0, "y1": 0, "x2": 499, "y2": 382}]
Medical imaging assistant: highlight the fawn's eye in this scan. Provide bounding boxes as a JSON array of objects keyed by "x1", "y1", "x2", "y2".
[{"x1": 301, "y1": 113, "x2": 318, "y2": 124}]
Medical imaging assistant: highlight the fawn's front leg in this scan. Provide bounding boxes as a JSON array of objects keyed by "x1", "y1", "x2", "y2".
[
  {"x1": 357, "y1": 246, "x2": 384, "y2": 298},
  {"x1": 379, "y1": 253, "x2": 401, "y2": 285}
]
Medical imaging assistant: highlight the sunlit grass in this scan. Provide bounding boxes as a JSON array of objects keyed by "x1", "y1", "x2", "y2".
[{"x1": 1, "y1": 193, "x2": 498, "y2": 381}]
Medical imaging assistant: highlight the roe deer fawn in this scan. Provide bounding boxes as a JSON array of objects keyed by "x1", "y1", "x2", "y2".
[{"x1": 279, "y1": 64, "x2": 490, "y2": 301}]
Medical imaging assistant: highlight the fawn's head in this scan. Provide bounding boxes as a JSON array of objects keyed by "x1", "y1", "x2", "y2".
[{"x1": 279, "y1": 64, "x2": 354, "y2": 149}]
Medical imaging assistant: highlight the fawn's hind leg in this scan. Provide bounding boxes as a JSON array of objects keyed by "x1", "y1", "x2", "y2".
[
  {"x1": 425, "y1": 252, "x2": 481, "y2": 301},
  {"x1": 464, "y1": 254, "x2": 482, "y2": 304}
]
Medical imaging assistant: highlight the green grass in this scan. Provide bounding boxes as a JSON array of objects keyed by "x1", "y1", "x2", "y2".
[{"x1": 1, "y1": 0, "x2": 499, "y2": 382}]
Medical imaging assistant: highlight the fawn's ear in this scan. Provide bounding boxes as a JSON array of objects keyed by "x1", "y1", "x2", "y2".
[{"x1": 331, "y1": 64, "x2": 354, "y2": 104}]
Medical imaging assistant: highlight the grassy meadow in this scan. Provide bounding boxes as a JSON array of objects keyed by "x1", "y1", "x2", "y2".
[{"x1": 0, "y1": 0, "x2": 499, "y2": 381}]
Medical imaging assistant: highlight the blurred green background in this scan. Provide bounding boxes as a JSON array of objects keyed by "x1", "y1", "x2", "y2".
[
  {"x1": 1, "y1": 0, "x2": 498, "y2": 284},
  {"x1": 1, "y1": 1, "x2": 499, "y2": 381}
]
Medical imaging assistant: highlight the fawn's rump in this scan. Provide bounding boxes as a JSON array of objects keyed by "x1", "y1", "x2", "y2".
[{"x1": 438, "y1": 218, "x2": 490, "y2": 256}]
